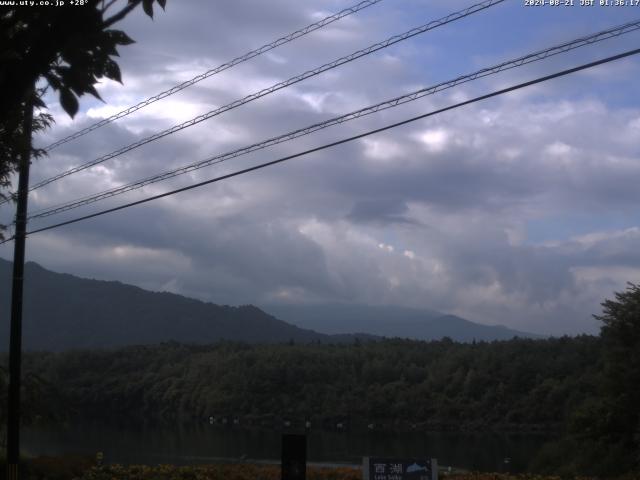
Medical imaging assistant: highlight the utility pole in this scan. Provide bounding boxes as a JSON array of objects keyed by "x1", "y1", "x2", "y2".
[{"x1": 6, "y1": 87, "x2": 34, "y2": 480}]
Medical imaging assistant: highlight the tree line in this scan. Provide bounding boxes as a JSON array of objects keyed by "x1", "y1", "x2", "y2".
[{"x1": 17, "y1": 336, "x2": 600, "y2": 432}]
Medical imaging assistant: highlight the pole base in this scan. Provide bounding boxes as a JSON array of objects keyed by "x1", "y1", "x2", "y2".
[{"x1": 7, "y1": 463, "x2": 19, "y2": 480}]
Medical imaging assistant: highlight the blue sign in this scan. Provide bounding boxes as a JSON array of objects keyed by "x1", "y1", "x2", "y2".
[{"x1": 364, "y1": 457, "x2": 437, "y2": 480}]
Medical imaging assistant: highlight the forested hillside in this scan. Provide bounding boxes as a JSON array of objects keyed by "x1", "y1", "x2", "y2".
[
  {"x1": 20, "y1": 336, "x2": 600, "y2": 431},
  {"x1": 0, "y1": 259, "x2": 360, "y2": 350}
]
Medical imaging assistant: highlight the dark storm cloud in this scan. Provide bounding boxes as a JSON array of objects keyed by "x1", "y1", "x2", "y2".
[{"x1": 347, "y1": 198, "x2": 414, "y2": 224}]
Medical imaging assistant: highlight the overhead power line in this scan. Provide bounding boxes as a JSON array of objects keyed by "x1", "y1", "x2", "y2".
[
  {"x1": 24, "y1": 0, "x2": 505, "y2": 195},
  {"x1": 4, "y1": 47, "x2": 636, "y2": 243},
  {"x1": 27, "y1": 19, "x2": 640, "y2": 221},
  {"x1": 42, "y1": 0, "x2": 385, "y2": 152}
]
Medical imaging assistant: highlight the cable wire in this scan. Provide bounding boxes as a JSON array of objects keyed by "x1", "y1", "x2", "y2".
[
  {"x1": 3, "y1": 47, "x2": 635, "y2": 243},
  {"x1": 42, "y1": 0, "x2": 385, "y2": 152},
  {"x1": 24, "y1": 0, "x2": 505, "y2": 195},
  {"x1": 27, "y1": 19, "x2": 640, "y2": 220}
]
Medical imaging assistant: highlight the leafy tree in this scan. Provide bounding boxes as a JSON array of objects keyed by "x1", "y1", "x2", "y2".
[
  {"x1": 0, "y1": 0, "x2": 167, "y2": 234},
  {"x1": 0, "y1": 90, "x2": 52, "y2": 203},
  {"x1": 540, "y1": 284, "x2": 640, "y2": 476},
  {"x1": 0, "y1": 363, "x2": 65, "y2": 451},
  {"x1": 593, "y1": 282, "x2": 640, "y2": 469}
]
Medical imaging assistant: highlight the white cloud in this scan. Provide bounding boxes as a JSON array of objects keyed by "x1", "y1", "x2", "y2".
[
  {"x1": 378, "y1": 243, "x2": 394, "y2": 252},
  {"x1": 362, "y1": 137, "x2": 405, "y2": 161},
  {"x1": 545, "y1": 141, "x2": 573, "y2": 157},
  {"x1": 416, "y1": 128, "x2": 449, "y2": 152}
]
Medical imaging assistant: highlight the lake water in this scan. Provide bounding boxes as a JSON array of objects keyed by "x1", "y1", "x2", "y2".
[{"x1": 23, "y1": 424, "x2": 554, "y2": 473}]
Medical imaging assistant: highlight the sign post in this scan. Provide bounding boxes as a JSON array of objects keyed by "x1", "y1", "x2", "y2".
[{"x1": 282, "y1": 434, "x2": 306, "y2": 480}]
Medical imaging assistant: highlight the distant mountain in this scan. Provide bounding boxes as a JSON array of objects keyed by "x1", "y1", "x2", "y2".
[
  {"x1": 0, "y1": 259, "x2": 367, "y2": 351},
  {"x1": 262, "y1": 303, "x2": 542, "y2": 342},
  {"x1": 0, "y1": 258, "x2": 540, "y2": 351}
]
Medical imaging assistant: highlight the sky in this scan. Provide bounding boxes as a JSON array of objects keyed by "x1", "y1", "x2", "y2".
[{"x1": 2, "y1": 0, "x2": 640, "y2": 335}]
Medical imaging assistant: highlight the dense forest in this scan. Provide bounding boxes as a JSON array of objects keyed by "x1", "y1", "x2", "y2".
[{"x1": 18, "y1": 337, "x2": 600, "y2": 431}]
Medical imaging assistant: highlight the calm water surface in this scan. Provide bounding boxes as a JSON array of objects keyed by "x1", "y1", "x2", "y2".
[{"x1": 23, "y1": 424, "x2": 554, "y2": 473}]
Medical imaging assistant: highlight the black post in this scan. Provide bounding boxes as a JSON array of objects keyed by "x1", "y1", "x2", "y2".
[
  {"x1": 7, "y1": 88, "x2": 34, "y2": 480},
  {"x1": 282, "y1": 434, "x2": 306, "y2": 480}
]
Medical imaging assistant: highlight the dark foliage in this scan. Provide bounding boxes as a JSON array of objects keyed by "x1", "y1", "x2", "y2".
[
  {"x1": 591, "y1": 283, "x2": 640, "y2": 472},
  {"x1": 0, "y1": 0, "x2": 166, "y2": 235},
  {"x1": 0, "y1": 0, "x2": 166, "y2": 118},
  {"x1": 17, "y1": 336, "x2": 601, "y2": 432},
  {"x1": 531, "y1": 284, "x2": 640, "y2": 477}
]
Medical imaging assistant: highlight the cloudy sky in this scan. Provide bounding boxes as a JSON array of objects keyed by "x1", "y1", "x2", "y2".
[{"x1": 2, "y1": 0, "x2": 640, "y2": 335}]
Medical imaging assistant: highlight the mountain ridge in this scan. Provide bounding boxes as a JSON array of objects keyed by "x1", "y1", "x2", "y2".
[
  {"x1": 0, "y1": 258, "x2": 352, "y2": 351},
  {"x1": 0, "y1": 258, "x2": 541, "y2": 351},
  {"x1": 261, "y1": 303, "x2": 543, "y2": 341}
]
